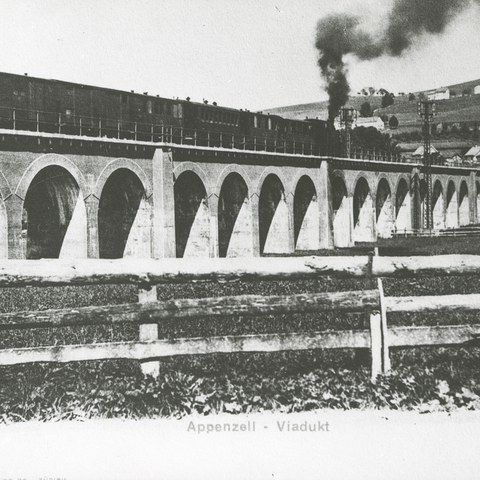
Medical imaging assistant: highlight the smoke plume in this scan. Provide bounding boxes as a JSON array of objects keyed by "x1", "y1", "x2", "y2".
[{"x1": 316, "y1": 0, "x2": 479, "y2": 121}]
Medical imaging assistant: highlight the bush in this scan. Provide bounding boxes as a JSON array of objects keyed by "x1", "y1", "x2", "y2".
[
  {"x1": 381, "y1": 93, "x2": 395, "y2": 108},
  {"x1": 389, "y1": 115, "x2": 399, "y2": 128},
  {"x1": 359, "y1": 101, "x2": 373, "y2": 117}
]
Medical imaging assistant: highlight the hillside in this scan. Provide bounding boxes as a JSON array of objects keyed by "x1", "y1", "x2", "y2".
[
  {"x1": 376, "y1": 93, "x2": 480, "y2": 133},
  {"x1": 263, "y1": 96, "x2": 384, "y2": 121},
  {"x1": 264, "y1": 78, "x2": 480, "y2": 133}
]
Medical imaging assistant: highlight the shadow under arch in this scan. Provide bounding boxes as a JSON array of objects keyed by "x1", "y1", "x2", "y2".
[
  {"x1": 174, "y1": 170, "x2": 208, "y2": 258},
  {"x1": 376, "y1": 178, "x2": 394, "y2": 238},
  {"x1": 218, "y1": 172, "x2": 250, "y2": 257},
  {"x1": 331, "y1": 174, "x2": 349, "y2": 248},
  {"x1": 446, "y1": 180, "x2": 458, "y2": 229},
  {"x1": 293, "y1": 175, "x2": 317, "y2": 249},
  {"x1": 259, "y1": 174, "x2": 287, "y2": 254},
  {"x1": 459, "y1": 180, "x2": 469, "y2": 226},
  {"x1": 24, "y1": 165, "x2": 81, "y2": 259},
  {"x1": 353, "y1": 177, "x2": 374, "y2": 242},
  {"x1": 98, "y1": 168, "x2": 146, "y2": 258},
  {"x1": 432, "y1": 180, "x2": 444, "y2": 229}
]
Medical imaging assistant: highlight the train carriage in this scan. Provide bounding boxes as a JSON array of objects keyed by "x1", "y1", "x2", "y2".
[{"x1": 0, "y1": 71, "x2": 331, "y2": 155}]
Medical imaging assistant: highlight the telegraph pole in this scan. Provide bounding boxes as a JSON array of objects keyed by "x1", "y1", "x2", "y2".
[
  {"x1": 339, "y1": 107, "x2": 356, "y2": 158},
  {"x1": 417, "y1": 100, "x2": 436, "y2": 230}
]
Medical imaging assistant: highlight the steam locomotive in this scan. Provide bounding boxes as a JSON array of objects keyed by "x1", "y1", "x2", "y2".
[{"x1": 0, "y1": 71, "x2": 338, "y2": 155}]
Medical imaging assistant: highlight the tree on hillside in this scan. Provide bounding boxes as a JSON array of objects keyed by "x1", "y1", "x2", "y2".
[
  {"x1": 460, "y1": 122, "x2": 470, "y2": 137},
  {"x1": 381, "y1": 93, "x2": 395, "y2": 108},
  {"x1": 389, "y1": 115, "x2": 399, "y2": 129},
  {"x1": 380, "y1": 114, "x2": 388, "y2": 123},
  {"x1": 351, "y1": 126, "x2": 392, "y2": 151},
  {"x1": 408, "y1": 93, "x2": 416, "y2": 101},
  {"x1": 359, "y1": 101, "x2": 373, "y2": 117},
  {"x1": 368, "y1": 87, "x2": 376, "y2": 95}
]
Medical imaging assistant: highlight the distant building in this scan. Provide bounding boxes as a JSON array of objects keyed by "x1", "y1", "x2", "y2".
[
  {"x1": 334, "y1": 114, "x2": 385, "y2": 132},
  {"x1": 464, "y1": 145, "x2": 480, "y2": 162},
  {"x1": 412, "y1": 145, "x2": 439, "y2": 157},
  {"x1": 445, "y1": 153, "x2": 463, "y2": 166},
  {"x1": 427, "y1": 88, "x2": 450, "y2": 101},
  {"x1": 355, "y1": 116, "x2": 385, "y2": 131},
  {"x1": 474, "y1": 85, "x2": 480, "y2": 95}
]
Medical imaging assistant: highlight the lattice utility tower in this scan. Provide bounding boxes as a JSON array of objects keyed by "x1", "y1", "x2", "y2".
[
  {"x1": 417, "y1": 100, "x2": 436, "y2": 230},
  {"x1": 339, "y1": 107, "x2": 357, "y2": 158}
]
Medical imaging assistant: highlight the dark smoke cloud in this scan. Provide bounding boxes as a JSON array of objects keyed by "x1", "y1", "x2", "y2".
[{"x1": 316, "y1": 0, "x2": 480, "y2": 121}]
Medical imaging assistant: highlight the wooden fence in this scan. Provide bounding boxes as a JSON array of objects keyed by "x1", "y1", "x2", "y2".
[{"x1": 1, "y1": 255, "x2": 480, "y2": 381}]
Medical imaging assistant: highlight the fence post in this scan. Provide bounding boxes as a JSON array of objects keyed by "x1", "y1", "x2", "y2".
[
  {"x1": 370, "y1": 247, "x2": 390, "y2": 380},
  {"x1": 138, "y1": 286, "x2": 160, "y2": 377},
  {"x1": 369, "y1": 311, "x2": 382, "y2": 382},
  {"x1": 377, "y1": 276, "x2": 391, "y2": 372}
]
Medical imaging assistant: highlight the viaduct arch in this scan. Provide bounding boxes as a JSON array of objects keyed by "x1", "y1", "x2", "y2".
[{"x1": 0, "y1": 144, "x2": 478, "y2": 259}]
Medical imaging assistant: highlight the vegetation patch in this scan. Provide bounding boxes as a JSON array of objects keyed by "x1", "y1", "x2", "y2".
[{"x1": 1, "y1": 348, "x2": 479, "y2": 422}]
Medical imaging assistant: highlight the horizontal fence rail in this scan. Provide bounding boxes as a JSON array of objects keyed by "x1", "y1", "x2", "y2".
[
  {"x1": 1, "y1": 255, "x2": 480, "y2": 381},
  {"x1": 2, "y1": 255, "x2": 480, "y2": 287},
  {"x1": 0, "y1": 290, "x2": 380, "y2": 329}
]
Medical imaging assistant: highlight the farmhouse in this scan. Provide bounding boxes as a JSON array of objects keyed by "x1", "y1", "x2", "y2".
[
  {"x1": 334, "y1": 115, "x2": 385, "y2": 131},
  {"x1": 412, "y1": 145, "x2": 439, "y2": 157},
  {"x1": 355, "y1": 116, "x2": 385, "y2": 131},
  {"x1": 427, "y1": 88, "x2": 450, "y2": 101},
  {"x1": 474, "y1": 85, "x2": 480, "y2": 95},
  {"x1": 464, "y1": 145, "x2": 480, "y2": 162}
]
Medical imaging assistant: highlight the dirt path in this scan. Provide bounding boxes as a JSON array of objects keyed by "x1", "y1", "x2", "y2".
[{"x1": 1, "y1": 410, "x2": 479, "y2": 480}]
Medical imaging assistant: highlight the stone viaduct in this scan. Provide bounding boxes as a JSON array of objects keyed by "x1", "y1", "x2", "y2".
[{"x1": 0, "y1": 129, "x2": 478, "y2": 260}]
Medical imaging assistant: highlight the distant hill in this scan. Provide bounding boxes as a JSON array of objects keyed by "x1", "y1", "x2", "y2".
[
  {"x1": 264, "y1": 78, "x2": 480, "y2": 134},
  {"x1": 262, "y1": 96, "x2": 383, "y2": 121}
]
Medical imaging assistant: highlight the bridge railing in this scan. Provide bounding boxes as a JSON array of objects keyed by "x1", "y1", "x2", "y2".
[
  {"x1": 392, "y1": 227, "x2": 480, "y2": 237},
  {"x1": 0, "y1": 105, "x2": 321, "y2": 156},
  {"x1": 1, "y1": 255, "x2": 480, "y2": 381},
  {"x1": 0, "y1": 105, "x2": 421, "y2": 161}
]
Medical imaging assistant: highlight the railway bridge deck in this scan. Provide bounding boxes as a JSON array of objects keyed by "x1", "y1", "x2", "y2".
[{"x1": 0, "y1": 129, "x2": 477, "y2": 259}]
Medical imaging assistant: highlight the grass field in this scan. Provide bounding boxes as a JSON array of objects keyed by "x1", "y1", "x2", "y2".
[{"x1": 1, "y1": 237, "x2": 480, "y2": 422}]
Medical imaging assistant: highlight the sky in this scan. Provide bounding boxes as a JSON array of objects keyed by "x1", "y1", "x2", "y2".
[{"x1": 0, "y1": 0, "x2": 479, "y2": 111}]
